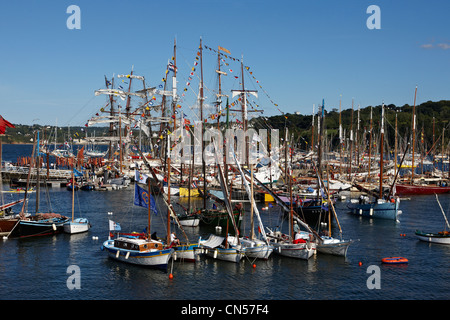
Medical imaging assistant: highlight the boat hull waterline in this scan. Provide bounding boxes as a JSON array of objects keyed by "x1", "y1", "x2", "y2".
[{"x1": 102, "y1": 239, "x2": 174, "y2": 269}]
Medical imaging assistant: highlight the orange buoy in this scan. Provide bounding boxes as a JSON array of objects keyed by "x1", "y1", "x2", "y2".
[
  {"x1": 381, "y1": 257, "x2": 408, "y2": 264},
  {"x1": 358, "y1": 261, "x2": 363, "y2": 266},
  {"x1": 169, "y1": 273, "x2": 174, "y2": 279},
  {"x1": 253, "y1": 264, "x2": 256, "y2": 269}
]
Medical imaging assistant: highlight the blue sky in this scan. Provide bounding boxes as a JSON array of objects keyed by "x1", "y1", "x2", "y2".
[{"x1": 0, "y1": 0, "x2": 449, "y2": 126}]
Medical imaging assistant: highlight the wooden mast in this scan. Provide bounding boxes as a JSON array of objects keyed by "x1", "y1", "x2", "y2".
[
  {"x1": 166, "y1": 134, "x2": 171, "y2": 246},
  {"x1": 368, "y1": 107, "x2": 373, "y2": 184},
  {"x1": 311, "y1": 104, "x2": 315, "y2": 153},
  {"x1": 379, "y1": 103, "x2": 385, "y2": 199},
  {"x1": 411, "y1": 85, "x2": 417, "y2": 184},
  {"x1": 199, "y1": 38, "x2": 206, "y2": 210},
  {"x1": 394, "y1": 112, "x2": 398, "y2": 177},
  {"x1": 339, "y1": 97, "x2": 342, "y2": 176},
  {"x1": 349, "y1": 99, "x2": 354, "y2": 180}
]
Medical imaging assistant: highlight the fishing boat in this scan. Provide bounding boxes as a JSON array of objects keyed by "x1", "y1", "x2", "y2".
[{"x1": 415, "y1": 194, "x2": 450, "y2": 245}]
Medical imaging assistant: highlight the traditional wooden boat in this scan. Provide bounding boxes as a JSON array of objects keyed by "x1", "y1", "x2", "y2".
[
  {"x1": 415, "y1": 230, "x2": 450, "y2": 245},
  {"x1": 347, "y1": 197, "x2": 400, "y2": 220},
  {"x1": 9, "y1": 213, "x2": 69, "y2": 238},
  {"x1": 317, "y1": 236, "x2": 353, "y2": 256},
  {"x1": 9, "y1": 133, "x2": 69, "y2": 239},
  {"x1": 0, "y1": 198, "x2": 24, "y2": 237},
  {"x1": 414, "y1": 194, "x2": 450, "y2": 245},
  {"x1": 102, "y1": 233, "x2": 173, "y2": 269},
  {"x1": 229, "y1": 154, "x2": 273, "y2": 260},
  {"x1": 64, "y1": 168, "x2": 91, "y2": 234},
  {"x1": 64, "y1": 217, "x2": 91, "y2": 234},
  {"x1": 198, "y1": 234, "x2": 244, "y2": 263},
  {"x1": 395, "y1": 182, "x2": 450, "y2": 195},
  {"x1": 348, "y1": 104, "x2": 402, "y2": 221}
]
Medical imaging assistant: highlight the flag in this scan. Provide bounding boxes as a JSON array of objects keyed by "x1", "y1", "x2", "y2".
[
  {"x1": 218, "y1": 46, "x2": 230, "y2": 54},
  {"x1": 73, "y1": 168, "x2": 83, "y2": 177},
  {"x1": 134, "y1": 184, "x2": 158, "y2": 215},
  {"x1": 0, "y1": 116, "x2": 15, "y2": 134},
  {"x1": 135, "y1": 170, "x2": 148, "y2": 184},
  {"x1": 168, "y1": 62, "x2": 176, "y2": 73},
  {"x1": 109, "y1": 220, "x2": 121, "y2": 231}
]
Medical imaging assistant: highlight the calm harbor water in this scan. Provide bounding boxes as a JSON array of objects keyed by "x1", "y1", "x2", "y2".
[{"x1": 0, "y1": 144, "x2": 449, "y2": 303}]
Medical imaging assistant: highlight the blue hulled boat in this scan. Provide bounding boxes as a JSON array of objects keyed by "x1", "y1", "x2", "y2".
[{"x1": 347, "y1": 197, "x2": 400, "y2": 220}]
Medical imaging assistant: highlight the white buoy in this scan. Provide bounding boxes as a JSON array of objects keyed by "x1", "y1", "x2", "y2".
[
  {"x1": 116, "y1": 250, "x2": 120, "y2": 258},
  {"x1": 52, "y1": 224, "x2": 56, "y2": 231},
  {"x1": 3, "y1": 236, "x2": 7, "y2": 240},
  {"x1": 125, "y1": 251, "x2": 130, "y2": 259}
]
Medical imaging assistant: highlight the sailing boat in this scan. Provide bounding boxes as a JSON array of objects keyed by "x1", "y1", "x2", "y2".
[
  {"x1": 134, "y1": 139, "x2": 199, "y2": 263},
  {"x1": 316, "y1": 166, "x2": 353, "y2": 257},
  {"x1": 415, "y1": 194, "x2": 450, "y2": 244},
  {"x1": 347, "y1": 103, "x2": 401, "y2": 220},
  {"x1": 101, "y1": 179, "x2": 173, "y2": 269},
  {"x1": 197, "y1": 139, "x2": 244, "y2": 263},
  {"x1": 267, "y1": 136, "x2": 315, "y2": 260},
  {"x1": 9, "y1": 132, "x2": 69, "y2": 239},
  {"x1": 64, "y1": 166, "x2": 91, "y2": 234},
  {"x1": 227, "y1": 146, "x2": 273, "y2": 259}
]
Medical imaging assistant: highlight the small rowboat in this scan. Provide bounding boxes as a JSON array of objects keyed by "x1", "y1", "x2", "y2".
[{"x1": 381, "y1": 257, "x2": 408, "y2": 264}]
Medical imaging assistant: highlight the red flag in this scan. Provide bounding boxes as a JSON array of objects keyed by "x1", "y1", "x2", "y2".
[{"x1": 0, "y1": 116, "x2": 14, "y2": 134}]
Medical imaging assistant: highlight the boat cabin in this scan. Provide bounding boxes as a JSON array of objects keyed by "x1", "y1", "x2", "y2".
[{"x1": 114, "y1": 238, "x2": 164, "y2": 252}]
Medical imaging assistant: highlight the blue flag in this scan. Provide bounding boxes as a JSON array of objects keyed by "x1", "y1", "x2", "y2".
[{"x1": 134, "y1": 184, "x2": 158, "y2": 215}]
